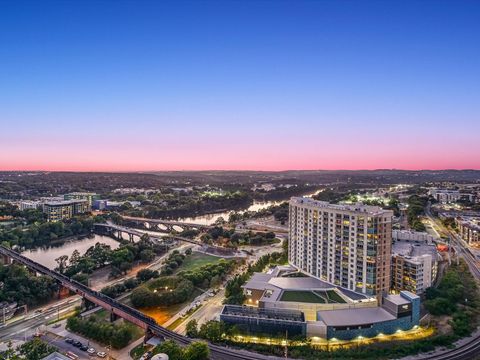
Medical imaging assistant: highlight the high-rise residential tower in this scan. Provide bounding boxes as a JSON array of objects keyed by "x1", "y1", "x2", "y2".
[{"x1": 289, "y1": 197, "x2": 393, "y2": 297}]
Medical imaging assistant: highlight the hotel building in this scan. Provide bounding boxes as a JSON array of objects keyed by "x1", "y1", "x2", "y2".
[{"x1": 288, "y1": 197, "x2": 393, "y2": 297}]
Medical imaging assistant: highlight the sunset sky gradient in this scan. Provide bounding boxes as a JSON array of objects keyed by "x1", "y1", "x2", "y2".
[{"x1": 1, "y1": 1, "x2": 479, "y2": 171}]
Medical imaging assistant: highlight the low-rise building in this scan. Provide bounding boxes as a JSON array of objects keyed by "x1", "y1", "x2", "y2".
[
  {"x1": 393, "y1": 230, "x2": 437, "y2": 243},
  {"x1": 428, "y1": 189, "x2": 474, "y2": 204},
  {"x1": 456, "y1": 217, "x2": 480, "y2": 244},
  {"x1": 19, "y1": 200, "x2": 43, "y2": 211},
  {"x1": 220, "y1": 266, "x2": 420, "y2": 340},
  {"x1": 391, "y1": 239, "x2": 439, "y2": 294},
  {"x1": 43, "y1": 200, "x2": 89, "y2": 222}
]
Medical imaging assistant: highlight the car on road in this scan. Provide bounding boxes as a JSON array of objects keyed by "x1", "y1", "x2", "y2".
[
  {"x1": 87, "y1": 348, "x2": 96, "y2": 355},
  {"x1": 80, "y1": 344, "x2": 89, "y2": 351},
  {"x1": 65, "y1": 337, "x2": 74, "y2": 344},
  {"x1": 96, "y1": 352, "x2": 106, "y2": 358},
  {"x1": 73, "y1": 341, "x2": 82, "y2": 347}
]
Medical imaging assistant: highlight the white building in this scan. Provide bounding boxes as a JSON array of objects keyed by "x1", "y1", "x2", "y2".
[
  {"x1": 391, "y1": 239, "x2": 439, "y2": 294},
  {"x1": 288, "y1": 197, "x2": 393, "y2": 297},
  {"x1": 19, "y1": 201, "x2": 42, "y2": 211},
  {"x1": 393, "y1": 230, "x2": 437, "y2": 243},
  {"x1": 428, "y1": 189, "x2": 474, "y2": 204}
]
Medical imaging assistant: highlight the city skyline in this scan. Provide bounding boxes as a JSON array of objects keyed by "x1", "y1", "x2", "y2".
[{"x1": 1, "y1": 0, "x2": 479, "y2": 171}]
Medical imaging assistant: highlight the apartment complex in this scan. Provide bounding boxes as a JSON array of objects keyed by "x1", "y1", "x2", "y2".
[
  {"x1": 64, "y1": 192, "x2": 97, "y2": 208},
  {"x1": 428, "y1": 189, "x2": 474, "y2": 204},
  {"x1": 456, "y1": 217, "x2": 480, "y2": 243},
  {"x1": 43, "y1": 200, "x2": 89, "y2": 222},
  {"x1": 391, "y1": 254, "x2": 433, "y2": 295},
  {"x1": 391, "y1": 239, "x2": 438, "y2": 295},
  {"x1": 289, "y1": 197, "x2": 393, "y2": 296}
]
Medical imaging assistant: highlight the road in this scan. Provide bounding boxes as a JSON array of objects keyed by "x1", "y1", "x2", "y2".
[
  {"x1": 0, "y1": 297, "x2": 82, "y2": 341},
  {"x1": 425, "y1": 203, "x2": 480, "y2": 278}
]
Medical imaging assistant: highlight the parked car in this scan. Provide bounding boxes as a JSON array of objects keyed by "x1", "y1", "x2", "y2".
[
  {"x1": 80, "y1": 344, "x2": 89, "y2": 351},
  {"x1": 96, "y1": 352, "x2": 107, "y2": 358},
  {"x1": 87, "y1": 348, "x2": 96, "y2": 355},
  {"x1": 65, "y1": 338, "x2": 73, "y2": 344},
  {"x1": 73, "y1": 341, "x2": 82, "y2": 348}
]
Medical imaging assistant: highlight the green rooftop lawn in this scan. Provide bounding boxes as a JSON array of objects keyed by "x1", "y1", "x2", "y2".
[
  {"x1": 280, "y1": 290, "x2": 326, "y2": 303},
  {"x1": 280, "y1": 290, "x2": 347, "y2": 304}
]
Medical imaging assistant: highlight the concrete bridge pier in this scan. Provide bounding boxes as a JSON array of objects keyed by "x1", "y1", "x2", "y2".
[
  {"x1": 58, "y1": 285, "x2": 71, "y2": 299},
  {"x1": 82, "y1": 298, "x2": 97, "y2": 311},
  {"x1": 144, "y1": 327, "x2": 155, "y2": 344},
  {"x1": 0, "y1": 253, "x2": 12, "y2": 265},
  {"x1": 110, "y1": 311, "x2": 120, "y2": 322}
]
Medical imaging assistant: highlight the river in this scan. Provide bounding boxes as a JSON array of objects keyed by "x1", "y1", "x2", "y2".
[
  {"x1": 21, "y1": 234, "x2": 121, "y2": 269},
  {"x1": 178, "y1": 189, "x2": 322, "y2": 225}
]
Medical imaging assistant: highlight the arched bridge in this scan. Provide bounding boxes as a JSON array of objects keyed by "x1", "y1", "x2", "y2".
[
  {"x1": 121, "y1": 215, "x2": 214, "y2": 232},
  {"x1": 93, "y1": 223, "x2": 237, "y2": 257}
]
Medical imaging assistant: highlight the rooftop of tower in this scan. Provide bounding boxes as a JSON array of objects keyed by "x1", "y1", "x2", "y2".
[{"x1": 290, "y1": 197, "x2": 393, "y2": 217}]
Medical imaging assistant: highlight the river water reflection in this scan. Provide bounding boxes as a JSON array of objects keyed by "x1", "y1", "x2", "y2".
[
  {"x1": 178, "y1": 190, "x2": 321, "y2": 225},
  {"x1": 21, "y1": 234, "x2": 120, "y2": 269}
]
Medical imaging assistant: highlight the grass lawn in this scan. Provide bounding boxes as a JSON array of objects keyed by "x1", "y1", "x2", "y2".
[
  {"x1": 280, "y1": 290, "x2": 326, "y2": 303},
  {"x1": 176, "y1": 252, "x2": 221, "y2": 273},
  {"x1": 325, "y1": 290, "x2": 346, "y2": 303}
]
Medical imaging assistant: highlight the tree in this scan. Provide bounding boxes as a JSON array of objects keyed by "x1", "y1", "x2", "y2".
[
  {"x1": 155, "y1": 340, "x2": 184, "y2": 360},
  {"x1": 186, "y1": 319, "x2": 199, "y2": 338},
  {"x1": 198, "y1": 320, "x2": 227, "y2": 342},
  {"x1": 184, "y1": 342, "x2": 210, "y2": 360},
  {"x1": 18, "y1": 338, "x2": 57, "y2": 360},
  {"x1": 140, "y1": 249, "x2": 155, "y2": 263},
  {"x1": 54, "y1": 255, "x2": 69, "y2": 274}
]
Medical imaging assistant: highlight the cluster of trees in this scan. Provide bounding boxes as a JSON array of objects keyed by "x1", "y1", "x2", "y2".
[
  {"x1": 0, "y1": 203, "x2": 47, "y2": 225},
  {"x1": 224, "y1": 249, "x2": 286, "y2": 305},
  {"x1": 130, "y1": 276, "x2": 194, "y2": 308},
  {"x1": 442, "y1": 217, "x2": 457, "y2": 229},
  {"x1": 154, "y1": 340, "x2": 209, "y2": 360},
  {"x1": 200, "y1": 227, "x2": 278, "y2": 248},
  {"x1": 425, "y1": 260, "x2": 479, "y2": 337},
  {"x1": 252, "y1": 184, "x2": 319, "y2": 202},
  {"x1": 227, "y1": 202, "x2": 289, "y2": 225},
  {"x1": 1, "y1": 338, "x2": 57, "y2": 360},
  {"x1": 159, "y1": 249, "x2": 188, "y2": 276},
  {"x1": 180, "y1": 259, "x2": 236, "y2": 289},
  {"x1": 101, "y1": 268, "x2": 160, "y2": 298},
  {"x1": 186, "y1": 319, "x2": 236, "y2": 342},
  {"x1": 56, "y1": 236, "x2": 165, "y2": 278},
  {"x1": 0, "y1": 216, "x2": 95, "y2": 249},
  {"x1": 0, "y1": 264, "x2": 58, "y2": 306},
  {"x1": 407, "y1": 195, "x2": 428, "y2": 231},
  {"x1": 67, "y1": 315, "x2": 134, "y2": 349},
  {"x1": 133, "y1": 189, "x2": 252, "y2": 220}
]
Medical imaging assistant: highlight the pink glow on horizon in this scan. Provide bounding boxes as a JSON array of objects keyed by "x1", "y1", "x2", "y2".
[{"x1": 2, "y1": 148, "x2": 479, "y2": 172}]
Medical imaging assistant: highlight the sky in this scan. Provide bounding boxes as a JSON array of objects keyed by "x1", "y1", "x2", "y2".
[{"x1": 0, "y1": 0, "x2": 479, "y2": 172}]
